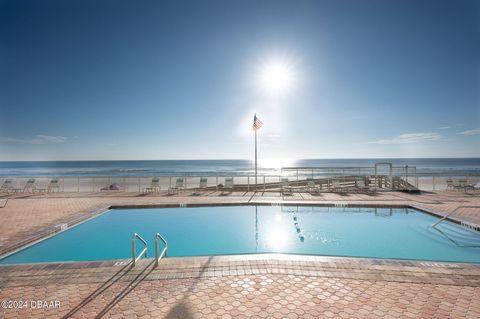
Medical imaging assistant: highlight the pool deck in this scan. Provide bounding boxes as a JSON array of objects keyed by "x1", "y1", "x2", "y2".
[{"x1": 0, "y1": 190, "x2": 479, "y2": 318}]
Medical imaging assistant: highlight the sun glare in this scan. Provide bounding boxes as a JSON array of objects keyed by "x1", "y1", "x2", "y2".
[
  {"x1": 266, "y1": 227, "x2": 288, "y2": 251},
  {"x1": 259, "y1": 158, "x2": 293, "y2": 169},
  {"x1": 257, "y1": 59, "x2": 295, "y2": 95}
]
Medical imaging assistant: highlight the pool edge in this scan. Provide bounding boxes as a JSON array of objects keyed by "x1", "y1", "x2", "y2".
[{"x1": 1, "y1": 202, "x2": 479, "y2": 264}]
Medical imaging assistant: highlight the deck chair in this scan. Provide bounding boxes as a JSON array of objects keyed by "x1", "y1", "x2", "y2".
[
  {"x1": 168, "y1": 177, "x2": 185, "y2": 194},
  {"x1": 306, "y1": 178, "x2": 320, "y2": 194},
  {"x1": 143, "y1": 177, "x2": 160, "y2": 193},
  {"x1": 0, "y1": 179, "x2": 15, "y2": 193},
  {"x1": 459, "y1": 179, "x2": 475, "y2": 191},
  {"x1": 194, "y1": 177, "x2": 208, "y2": 194},
  {"x1": 454, "y1": 180, "x2": 473, "y2": 192},
  {"x1": 281, "y1": 178, "x2": 293, "y2": 195},
  {"x1": 446, "y1": 179, "x2": 454, "y2": 191},
  {"x1": 222, "y1": 177, "x2": 234, "y2": 194},
  {"x1": 48, "y1": 178, "x2": 61, "y2": 192},
  {"x1": 23, "y1": 178, "x2": 36, "y2": 193}
]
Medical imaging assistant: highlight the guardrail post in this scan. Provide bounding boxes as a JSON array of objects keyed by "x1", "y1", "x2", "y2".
[
  {"x1": 433, "y1": 176, "x2": 435, "y2": 191},
  {"x1": 247, "y1": 176, "x2": 250, "y2": 192},
  {"x1": 155, "y1": 233, "x2": 168, "y2": 267},
  {"x1": 131, "y1": 237, "x2": 136, "y2": 267},
  {"x1": 92, "y1": 177, "x2": 95, "y2": 192},
  {"x1": 132, "y1": 233, "x2": 148, "y2": 267}
]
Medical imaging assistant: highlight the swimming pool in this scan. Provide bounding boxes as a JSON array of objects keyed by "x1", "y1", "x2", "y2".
[{"x1": 1, "y1": 205, "x2": 480, "y2": 264}]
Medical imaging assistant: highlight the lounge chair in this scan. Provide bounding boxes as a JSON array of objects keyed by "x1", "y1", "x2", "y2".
[
  {"x1": 168, "y1": 177, "x2": 185, "y2": 194},
  {"x1": 222, "y1": 177, "x2": 234, "y2": 194},
  {"x1": 193, "y1": 177, "x2": 208, "y2": 194},
  {"x1": 143, "y1": 177, "x2": 161, "y2": 193},
  {"x1": 0, "y1": 179, "x2": 16, "y2": 193},
  {"x1": 446, "y1": 179, "x2": 454, "y2": 191},
  {"x1": 459, "y1": 179, "x2": 474, "y2": 191},
  {"x1": 454, "y1": 179, "x2": 474, "y2": 192},
  {"x1": 48, "y1": 178, "x2": 61, "y2": 192},
  {"x1": 306, "y1": 178, "x2": 319, "y2": 194},
  {"x1": 281, "y1": 178, "x2": 293, "y2": 195},
  {"x1": 23, "y1": 178, "x2": 36, "y2": 193}
]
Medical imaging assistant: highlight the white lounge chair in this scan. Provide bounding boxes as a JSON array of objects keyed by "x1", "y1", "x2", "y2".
[
  {"x1": 457, "y1": 179, "x2": 474, "y2": 192},
  {"x1": 168, "y1": 177, "x2": 185, "y2": 194},
  {"x1": 143, "y1": 177, "x2": 161, "y2": 193},
  {"x1": 0, "y1": 179, "x2": 16, "y2": 193},
  {"x1": 23, "y1": 178, "x2": 36, "y2": 193},
  {"x1": 48, "y1": 178, "x2": 61, "y2": 192},
  {"x1": 281, "y1": 178, "x2": 293, "y2": 195},
  {"x1": 222, "y1": 177, "x2": 234, "y2": 194},
  {"x1": 453, "y1": 179, "x2": 473, "y2": 192},
  {"x1": 194, "y1": 177, "x2": 208, "y2": 194},
  {"x1": 446, "y1": 179, "x2": 454, "y2": 191}
]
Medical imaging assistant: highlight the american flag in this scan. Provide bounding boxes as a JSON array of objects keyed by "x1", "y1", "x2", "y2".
[{"x1": 253, "y1": 114, "x2": 263, "y2": 131}]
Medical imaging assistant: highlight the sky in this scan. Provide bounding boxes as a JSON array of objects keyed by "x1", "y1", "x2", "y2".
[{"x1": 0, "y1": 0, "x2": 479, "y2": 161}]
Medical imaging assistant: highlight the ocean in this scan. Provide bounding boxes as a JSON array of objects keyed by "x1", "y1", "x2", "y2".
[{"x1": 0, "y1": 159, "x2": 479, "y2": 177}]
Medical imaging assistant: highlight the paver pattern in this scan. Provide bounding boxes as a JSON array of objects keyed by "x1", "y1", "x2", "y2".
[
  {"x1": 2, "y1": 273, "x2": 480, "y2": 319},
  {"x1": 0, "y1": 190, "x2": 479, "y2": 318},
  {"x1": 1, "y1": 254, "x2": 480, "y2": 319}
]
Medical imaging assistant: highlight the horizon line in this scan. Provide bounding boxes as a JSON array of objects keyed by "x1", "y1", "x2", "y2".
[{"x1": 0, "y1": 156, "x2": 480, "y2": 163}]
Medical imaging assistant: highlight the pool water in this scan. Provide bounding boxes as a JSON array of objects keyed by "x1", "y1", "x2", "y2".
[{"x1": 1, "y1": 206, "x2": 480, "y2": 264}]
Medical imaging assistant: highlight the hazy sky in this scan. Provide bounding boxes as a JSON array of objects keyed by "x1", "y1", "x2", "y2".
[{"x1": 0, "y1": 0, "x2": 479, "y2": 161}]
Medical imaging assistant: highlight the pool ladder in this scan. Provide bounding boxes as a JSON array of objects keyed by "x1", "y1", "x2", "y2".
[
  {"x1": 431, "y1": 206, "x2": 479, "y2": 228},
  {"x1": 131, "y1": 232, "x2": 168, "y2": 267}
]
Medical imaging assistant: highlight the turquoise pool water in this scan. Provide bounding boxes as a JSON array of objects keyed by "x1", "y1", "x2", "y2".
[{"x1": 1, "y1": 206, "x2": 480, "y2": 264}]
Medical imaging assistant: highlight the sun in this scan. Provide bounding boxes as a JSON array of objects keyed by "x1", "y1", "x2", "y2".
[{"x1": 257, "y1": 58, "x2": 295, "y2": 95}]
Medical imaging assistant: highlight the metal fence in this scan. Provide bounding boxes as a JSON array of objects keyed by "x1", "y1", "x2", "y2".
[
  {"x1": 0, "y1": 175, "x2": 285, "y2": 193},
  {"x1": 1, "y1": 168, "x2": 479, "y2": 193},
  {"x1": 414, "y1": 174, "x2": 480, "y2": 192}
]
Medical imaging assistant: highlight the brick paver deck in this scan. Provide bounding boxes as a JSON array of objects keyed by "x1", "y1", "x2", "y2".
[{"x1": 0, "y1": 190, "x2": 479, "y2": 318}]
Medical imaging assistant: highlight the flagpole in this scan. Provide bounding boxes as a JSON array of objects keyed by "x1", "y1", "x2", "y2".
[{"x1": 255, "y1": 118, "x2": 257, "y2": 189}]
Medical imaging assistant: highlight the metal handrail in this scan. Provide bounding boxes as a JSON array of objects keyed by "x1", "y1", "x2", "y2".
[
  {"x1": 431, "y1": 206, "x2": 480, "y2": 228},
  {"x1": 131, "y1": 233, "x2": 148, "y2": 267},
  {"x1": 155, "y1": 233, "x2": 168, "y2": 266}
]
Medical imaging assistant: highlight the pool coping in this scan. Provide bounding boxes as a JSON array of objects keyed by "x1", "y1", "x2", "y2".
[
  {"x1": 0, "y1": 201, "x2": 479, "y2": 265},
  {"x1": 1, "y1": 254, "x2": 479, "y2": 290}
]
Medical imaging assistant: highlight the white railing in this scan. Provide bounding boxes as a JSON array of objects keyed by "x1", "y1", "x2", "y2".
[
  {"x1": 0, "y1": 172, "x2": 478, "y2": 193},
  {"x1": 131, "y1": 233, "x2": 148, "y2": 267},
  {"x1": 155, "y1": 233, "x2": 168, "y2": 266}
]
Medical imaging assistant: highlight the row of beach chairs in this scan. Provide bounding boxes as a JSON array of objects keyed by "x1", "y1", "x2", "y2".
[
  {"x1": 446, "y1": 179, "x2": 478, "y2": 192},
  {"x1": 0, "y1": 178, "x2": 61, "y2": 193},
  {"x1": 142, "y1": 177, "x2": 234, "y2": 195},
  {"x1": 1, "y1": 176, "x2": 378, "y2": 195}
]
